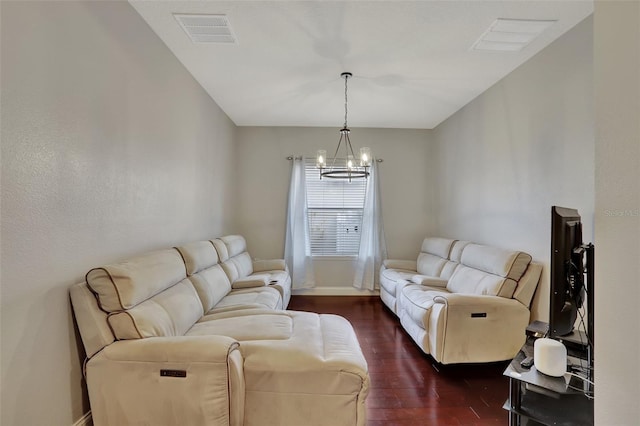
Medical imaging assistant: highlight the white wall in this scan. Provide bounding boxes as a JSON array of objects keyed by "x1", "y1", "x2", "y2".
[
  {"x1": 235, "y1": 127, "x2": 434, "y2": 290},
  {"x1": 0, "y1": 2, "x2": 237, "y2": 425},
  {"x1": 594, "y1": 1, "x2": 640, "y2": 423},
  {"x1": 431, "y1": 17, "x2": 594, "y2": 321}
]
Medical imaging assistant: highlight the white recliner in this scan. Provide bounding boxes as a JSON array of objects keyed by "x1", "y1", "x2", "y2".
[{"x1": 381, "y1": 237, "x2": 542, "y2": 364}]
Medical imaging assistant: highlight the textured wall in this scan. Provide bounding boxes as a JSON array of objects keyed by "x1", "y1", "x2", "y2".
[
  {"x1": 235, "y1": 127, "x2": 434, "y2": 289},
  {"x1": 0, "y1": 2, "x2": 237, "y2": 425},
  {"x1": 594, "y1": 1, "x2": 640, "y2": 422},
  {"x1": 431, "y1": 17, "x2": 594, "y2": 321}
]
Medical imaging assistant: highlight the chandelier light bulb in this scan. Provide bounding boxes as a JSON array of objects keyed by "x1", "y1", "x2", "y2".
[
  {"x1": 347, "y1": 155, "x2": 354, "y2": 170},
  {"x1": 316, "y1": 150, "x2": 326, "y2": 168},
  {"x1": 359, "y1": 147, "x2": 371, "y2": 167}
]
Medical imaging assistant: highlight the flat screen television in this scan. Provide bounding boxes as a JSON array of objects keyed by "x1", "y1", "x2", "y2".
[{"x1": 549, "y1": 206, "x2": 594, "y2": 351}]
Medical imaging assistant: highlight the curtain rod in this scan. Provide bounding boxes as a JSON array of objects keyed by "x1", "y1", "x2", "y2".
[{"x1": 286, "y1": 155, "x2": 383, "y2": 162}]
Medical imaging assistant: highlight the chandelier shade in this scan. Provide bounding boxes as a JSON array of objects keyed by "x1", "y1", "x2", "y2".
[{"x1": 317, "y1": 72, "x2": 371, "y2": 181}]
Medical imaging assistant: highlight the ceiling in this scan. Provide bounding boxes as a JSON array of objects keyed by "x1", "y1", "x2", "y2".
[{"x1": 129, "y1": 1, "x2": 593, "y2": 130}]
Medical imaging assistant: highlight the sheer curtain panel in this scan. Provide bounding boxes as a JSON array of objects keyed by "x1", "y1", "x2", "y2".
[
  {"x1": 284, "y1": 157, "x2": 315, "y2": 289},
  {"x1": 353, "y1": 159, "x2": 387, "y2": 290}
]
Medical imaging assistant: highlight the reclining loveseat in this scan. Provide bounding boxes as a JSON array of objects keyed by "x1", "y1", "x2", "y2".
[
  {"x1": 380, "y1": 237, "x2": 541, "y2": 364},
  {"x1": 71, "y1": 235, "x2": 369, "y2": 426}
]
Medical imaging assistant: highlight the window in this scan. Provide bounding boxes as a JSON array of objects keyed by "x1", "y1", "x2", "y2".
[{"x1": 305, "y1": 158, "x2": 367, "y2": 256}]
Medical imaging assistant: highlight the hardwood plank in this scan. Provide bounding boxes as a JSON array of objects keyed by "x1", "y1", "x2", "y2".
[{"x1": 288, "y1": 296, "x2": 509, "y2": 425}]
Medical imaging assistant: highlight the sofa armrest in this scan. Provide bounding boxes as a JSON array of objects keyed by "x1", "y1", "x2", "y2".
[
  {"x1": 88, "y1": 336, "x2": 244, "y2": 426},
  {"x1": 429, "y1": 293, "x2": 530, "y2": 364},
  {"x1": 411, "y1": 275, "x2": 448, "y2": 287},
  {"x1": 232, "y1": 274, "x2": 270, "y2": 289},
  {"x1": 433, "y1": 293, "x2": 521, "y2": 307},
  {"x1": 382, "y1": 259, "x2": 417, "y2": 271},
  {"x1": 253, "y1": 259, "x2": 287, "y2": 272},
  {"x1": 100, "y1": 335, "x2": 239, "y2": 362}
]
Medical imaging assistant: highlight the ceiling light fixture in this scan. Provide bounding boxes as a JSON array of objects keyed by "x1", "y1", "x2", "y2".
[{"x1": 317, "y1": 72, "x2": 371, "y2": 181}]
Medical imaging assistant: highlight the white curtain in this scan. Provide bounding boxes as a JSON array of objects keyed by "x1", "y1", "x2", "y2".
[
  {"x1": 284, "y1": 157, "x2": 315, "y2": 289},
  {"x1": 353, "y1": 159, "x2": 387, "y2": 290}
]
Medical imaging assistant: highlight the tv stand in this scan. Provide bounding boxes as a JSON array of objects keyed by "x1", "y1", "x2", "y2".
[{"x1": 503, "y1": 338, "x2": 594, "y2": 426}]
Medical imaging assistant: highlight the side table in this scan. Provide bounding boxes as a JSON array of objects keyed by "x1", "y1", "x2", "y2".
[{"x1": 503, "y1": 338, "x2": 594, "y2": 426}]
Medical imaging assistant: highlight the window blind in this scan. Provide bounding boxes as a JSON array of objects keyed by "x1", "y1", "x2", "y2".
[{"x1": 305, "y1": 158, "x2": 367, "y2": 256}]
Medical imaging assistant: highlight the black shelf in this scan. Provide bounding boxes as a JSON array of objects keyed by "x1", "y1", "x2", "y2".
[{"x1": 504, "y1": 339, "x2": 594, "y2": 426}]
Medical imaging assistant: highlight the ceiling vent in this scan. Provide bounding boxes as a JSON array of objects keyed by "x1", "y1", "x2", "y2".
[
  {"x1": 472, "y1": 18, "x2": 556, "y2": 52},
  {"x1": 174, "y1": 14, "x2": 237, "y2": 44}
]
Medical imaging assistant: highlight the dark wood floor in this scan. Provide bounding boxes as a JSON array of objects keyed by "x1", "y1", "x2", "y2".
[{"x1": 288, "y1": 296, "x2": 510, "y2": 426}]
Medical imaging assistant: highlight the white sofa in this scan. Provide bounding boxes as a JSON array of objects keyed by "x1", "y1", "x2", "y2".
[
  {"x1": 380, "y1": 237, "x2": 542, "y2": 364},
  {"x1": 71, "y1": 235, "x2": 369, "y2": 426}
]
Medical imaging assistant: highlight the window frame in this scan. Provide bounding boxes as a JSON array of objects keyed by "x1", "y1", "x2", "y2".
[{"x1": 304, "y1": 158, "x2": 367, "y2": 258}]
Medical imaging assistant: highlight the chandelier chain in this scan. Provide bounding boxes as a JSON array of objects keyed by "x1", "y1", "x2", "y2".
[{"x1": 344, "y1": 75, "x2": 348, "y2": 129}]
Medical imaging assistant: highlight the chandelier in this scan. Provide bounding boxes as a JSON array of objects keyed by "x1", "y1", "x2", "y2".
[{"x1": 316, "y1": 72, "x2": 371, "y2": 180}]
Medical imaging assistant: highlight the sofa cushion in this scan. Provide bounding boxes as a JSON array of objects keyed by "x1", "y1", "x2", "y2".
[
  {"x1": 421, "y1": 237, "x2": 456, "y2": 259},
  {"x1": 86, "y1": 249, "x2": 186, "y2": 312},
  {"x1": 449, "y1": 240, "x2": 472, "y2": 262},
  {"x1": 189, "y1": 311, "x2": 293, "y2": 341},
  {"x1": 460, "y1": 244, "x2": 532, "y2": 281},
  {"x1": 218, "y1": 235, "x2": 248, "y2": 258},
  {"x1": 107, "y1": 278, "x2": 203, "y2": 339},
  {"x1": 416, "y1": 253, "x2": 447, "y2": 276},
  {"x1": 221, "y1": 252, "x2": 254, "y2": 283},
  {"x1": 446, "y1": 265, "x2": 517, "y2": 298},
  {"x1": 401, "y1": 285, "x2": 450, "y2": 329},
  {"x1": 175, "y1": 241, "x2": 218, "y2": 276},
  {"x1": 188, "y1": 264, "x2": 232, "y2": 313},
  {"x1": 211, "y1": 238, "x2": 229, "y2": 262},
  {"x1": 206, "y1": 287, "x2": 282, "y2": 313}
]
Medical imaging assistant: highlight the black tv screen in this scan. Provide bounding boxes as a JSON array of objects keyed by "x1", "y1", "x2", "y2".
[{"x1": 549, "y1": 206, "x2": 585, "y2": 338}]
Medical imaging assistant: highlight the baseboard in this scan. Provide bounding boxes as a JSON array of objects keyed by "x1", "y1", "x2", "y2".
[
  {"x1": 292, "y1": 287, "x2": 379, "y2": 296},
  {"x1": 73, "y1": 411, "x2": 92, "y2": 426}
]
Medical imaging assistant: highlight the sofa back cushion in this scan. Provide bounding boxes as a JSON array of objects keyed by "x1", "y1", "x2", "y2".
[
  {"x1": 189, "y1": 265, "x2": 233, "y2": 312},
  {"x1": 461, "y1": 244, "x2": 532, "y2": 282},
  {"x1": 107, "y1": 278, "x2": 204, "y2": 339},
  {"x1": 212, "y1": 235, "x2": 247, "y2": 261},
  {"x1": 176, "y1": 240, "x2": 219, "y2": 275},
  {"x1": 421, "y1": 237, "x2": 456, "y2": 258},
  {"x1": 86, "y1": 249, "x2": 187, "y2": 312},
  {"x1": 446, "y1": 266, "x2": 517, "y2": 298},
  {"x1": 85, "y1": 248, "x2": 204, "y2": 340},
  {"x1": 449, "y1": 240, "x2": 472, "y2": 262},
  {"x1": 416, "y1": 238, "x2": 458, "y2": 278},
  {"x1": 221, "y1": 235, "x2": 248, "y2": 258},
  {"x1": 416, "y1": 254, "x2": 447, "y2": 277},
  {"x1": 213, "y1": 235, "x2": 254, "y2": 283},
  {"x1": 175, "y1": 241, "x2": 234, "y2": 312},
  {"x1": 446, "y1": 243, "x2": 532, "y2": 298},
  {"x1": 221, "y1": 252, "x2": 253, "y2": 282}
]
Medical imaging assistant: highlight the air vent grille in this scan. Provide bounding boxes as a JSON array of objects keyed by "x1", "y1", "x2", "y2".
[
  {"x1": 174, "y1": 14, "x2": 237, "y2": 44},
  {"x1": 472, "y1": 18, "x2": 556, "y2": 52}
]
